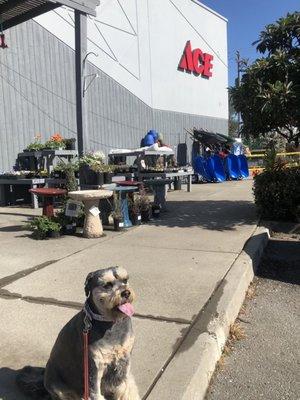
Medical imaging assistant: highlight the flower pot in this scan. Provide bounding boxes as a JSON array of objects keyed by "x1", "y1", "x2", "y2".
[
  {"x1": 104, "y1": 172, "x2": 113, "y2": 184},
  {"x1": 141, "y1": 209, "x2": 151, "y2": 222},
  {"x1": 130, "y1": 212, "x2": 141, "y2": 226},
  {"x1": 63, "y1": 223, "x2": 77, "y2": 235},
  {"x1": 65, "y1": 138, "x2": 76, "y2": 150},
  {"x1": 80, "y1": 166, "x2": 97, "y2": 185},
  {"x1": 113, "y1": 218, "x2": 124, "y2": 231},
  {"x1": 152, "y1": 205, "x2": 161, "y2": 218},
  {"x1": 48, "y1": 231, "x2": 61, "y2": 239},
  {"x1": 52, "y1": 171, "x2": 66, "y2": 179},
  {"x1": 95, "y1": 172, "x2": 104, "y2": 186}
]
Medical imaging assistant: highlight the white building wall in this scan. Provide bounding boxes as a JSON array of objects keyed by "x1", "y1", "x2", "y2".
[
  {"x1": 148, "y1": 0, "x2": 228, "y2": 119},
  {"x1": 35, "y1": 0, "x2": 228, "y2": 120}
]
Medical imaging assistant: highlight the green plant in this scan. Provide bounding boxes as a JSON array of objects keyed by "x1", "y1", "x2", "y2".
[
  {"x1": 112, "y1": 193, "x2": 123, "y2": 220},
  {"x1": 44, "y1": 140, "x2": 66, "y2": 150},
  {"x1": 55, "y1": 160, "x2": 79, "y2": 192},
  {"x1": 26, "y1": 216, "x2": 62, "y2": 239},
  {"x1": 253, "y1": 167, "x2": 300, "y2": 221},
  {"x1": 25, "y1": 134, "x2": 44, "y2": 151},
  {"x1": 79, "y1": 151, "x2": 105, "y2": 167},
  {"x1": 128, "y1": 196, "x2": 140, "y2": 215},
  {"x1": 89, "y1": 161, "x2": 105, "y2": 173},
  {"x1": 263, "y1": 146, "x2": 287, "y2": 172},
  {"x1": 135, "y1": 190, "x2": 150, "y2": 211}
]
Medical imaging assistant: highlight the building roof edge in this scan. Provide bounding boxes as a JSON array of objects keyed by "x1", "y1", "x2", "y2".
[{"x1": 191, "y1": 0, "x2": 228, "y2": 23}]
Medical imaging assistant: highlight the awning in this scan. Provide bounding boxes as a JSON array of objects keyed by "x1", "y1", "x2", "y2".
[{"x1": 0, "y1": 0, "x2": 99, "y2": 30}]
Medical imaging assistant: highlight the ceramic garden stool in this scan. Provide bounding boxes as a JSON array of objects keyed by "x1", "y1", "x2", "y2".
[
  {"x1": 29, "y1": 187, "x2": 67, "y2": 217},
  {"x1": 68, "y1": 190, "x2": 113, "y2": 238}
]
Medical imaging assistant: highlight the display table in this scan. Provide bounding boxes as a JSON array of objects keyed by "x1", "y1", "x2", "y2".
[
  {"x1": 18, "y1": 150, "x2": 78, "y2": 174},
  {"x1": 138, "y1": 170, "x2": 194, "y2": 192},
  {"x1": 29, "y1": 188, "x2": 67, "y2": 217},
  {"x1": 68, "y1": 190, "x2": 113, "y2": 238},
  {"x1": 144, "y1": 179, "x2": 173, "y2": 211},
  {"x1": 0, "y1": 178, "x2": 45, "y2": 208}
]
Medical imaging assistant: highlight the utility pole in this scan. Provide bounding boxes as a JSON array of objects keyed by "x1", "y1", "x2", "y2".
[
  {"x1": 235, "y1": 51, "x2": 248, "y2": 138},
  {"x1": 236, "y1": 50, "x2": 242, "y2": 138}
]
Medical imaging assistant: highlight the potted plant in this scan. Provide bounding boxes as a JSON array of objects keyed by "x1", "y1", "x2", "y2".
[
  {"x1": 53, "y1": 160, "x2": 79, "y2": 192},
  {"x1": 52, "y1": 164, "x2": 66, "y2": 179},
  {"x1": 112, "y1": 193, "x2": 124, "y2": 231},
  {"x1": 128, "y1": 196, "x2": 141, "y2": 225},
  {"x1": 63, "y1": 138, "x2": 76, "y2": 150},
  {"x1": 102, "y1": 164, "x2": 114, "y2": 184},
  {"x1": 44, "y1": 133, "x2": 66, "y2": 150},
  {"x1": 24, "y1": 134, "x2": 44, "y2": 152},
  {"x1": 90, "y1": 161, "x2": 105, "y2": 186},
  {"x1": 55, "y1": 209, "x2": 77, "y2": 235},
  {"x1": 79, "y1": 151, "x2": 105, "y2": 185},
  {"x1": 26, "y1": 216, "x2": 62, "y2": 240},
  {"x1": 151, "y1": 204, "x2": 161, "y2": 218},
  {"x1": 136, "y1": 190, "x2": 151, "y2": 222}
]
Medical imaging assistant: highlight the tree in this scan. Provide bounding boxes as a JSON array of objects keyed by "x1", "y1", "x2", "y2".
[{"x1": 230, "y1": 12, "x2": 300, "y2": 147}]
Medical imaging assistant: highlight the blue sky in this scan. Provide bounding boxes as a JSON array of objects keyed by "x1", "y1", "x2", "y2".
[{"x1": 200, "y1": 0, "x2": 299, "y2": 86}]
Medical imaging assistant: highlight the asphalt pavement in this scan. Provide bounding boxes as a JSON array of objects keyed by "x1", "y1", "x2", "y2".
[{"x1": 206, "y1": 237, "x2": 300, "y2": 400}]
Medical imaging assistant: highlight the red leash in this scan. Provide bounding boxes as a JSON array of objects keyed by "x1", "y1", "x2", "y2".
[{"x1": 83, "y1": 331, "x2": 89, "y2": 400}]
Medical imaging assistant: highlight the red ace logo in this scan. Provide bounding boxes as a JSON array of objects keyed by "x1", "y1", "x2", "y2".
[{"x1": 178, "y1": 41, "x2": 213, "y2": 78}]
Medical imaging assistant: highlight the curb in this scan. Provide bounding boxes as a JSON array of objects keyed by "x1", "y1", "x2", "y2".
[{"x1": 146, "y1": 225, "x2": 270, "y2": 400}]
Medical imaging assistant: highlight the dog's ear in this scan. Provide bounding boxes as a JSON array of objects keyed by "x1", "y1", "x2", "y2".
[{"x1": 84, "y1": 272, "x2": 95, "y2": 297}]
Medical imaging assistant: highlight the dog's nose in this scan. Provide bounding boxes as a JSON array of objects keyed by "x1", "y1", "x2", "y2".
[{"x1": 121, "y1": 290, "x2": 131, "y2": 299}]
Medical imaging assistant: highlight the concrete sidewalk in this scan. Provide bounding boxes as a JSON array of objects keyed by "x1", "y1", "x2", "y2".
[{"x1": 0, "y1": 180, "x2": 264, "y2": 399}]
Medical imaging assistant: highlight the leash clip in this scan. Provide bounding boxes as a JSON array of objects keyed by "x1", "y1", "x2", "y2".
[{"x1": 83, "y1": 314, "x2": 92, "y2": 333}]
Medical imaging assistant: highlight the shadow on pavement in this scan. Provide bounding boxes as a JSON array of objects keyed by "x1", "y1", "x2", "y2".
[
  {"x1": 0, "y1": 225, "x2": 28, "y2": 232},
  {"x1": 152, "y1": 200, "x2": 256, "y2": 231},
  {"x1": 0, "y1": 368, "x2": 31, "y2": 400},
  {"x1": 257, "y1": 239, "x2": 300, "y2": 285}
]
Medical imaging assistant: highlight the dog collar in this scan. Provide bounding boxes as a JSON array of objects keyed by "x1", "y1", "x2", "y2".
[{"x1": 83, "y1": 301, "x2": 114, "y2": 324}]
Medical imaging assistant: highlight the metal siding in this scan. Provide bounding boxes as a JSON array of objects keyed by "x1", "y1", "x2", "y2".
[{"x1": 0, "y1": 19, "x2": 227, "y2": 171}]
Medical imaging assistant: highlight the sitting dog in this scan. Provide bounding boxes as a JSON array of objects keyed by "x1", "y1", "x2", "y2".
[{"x1": 17, "y1": 266, "x2": 140, "y2": 400}]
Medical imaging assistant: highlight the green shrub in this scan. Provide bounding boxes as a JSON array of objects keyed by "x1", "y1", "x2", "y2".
[
  {"x1": 26, "y1": 216, "x2": 62, "y2": 240},
  {"x1": 253, "y1": 167, "x2": 300, "y2": 221}
]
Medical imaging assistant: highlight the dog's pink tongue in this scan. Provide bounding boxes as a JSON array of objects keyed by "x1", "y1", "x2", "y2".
[{"x1": 118, "y1": 303, "x2": 134, "y2": 317}]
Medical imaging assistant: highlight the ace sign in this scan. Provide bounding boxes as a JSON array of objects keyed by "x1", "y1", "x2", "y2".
[{"x1": 178, "y1": 41, "x2": 213, "y2": 78}]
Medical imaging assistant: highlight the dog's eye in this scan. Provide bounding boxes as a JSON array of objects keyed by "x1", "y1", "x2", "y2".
[
  {"x1": 103, "y1": 282, "x2": 113, "y2": 290},
  {"x1": 123, "y1": 279, "x2": 128, "y2": 284}
]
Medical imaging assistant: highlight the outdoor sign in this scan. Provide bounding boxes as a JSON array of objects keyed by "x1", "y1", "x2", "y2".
[{"x1": 178, "y1": 41, "x2": 213, "y2": 78}]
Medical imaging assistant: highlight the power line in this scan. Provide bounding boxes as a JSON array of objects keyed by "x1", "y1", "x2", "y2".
[
  {"x1": 0, "y1": 73, "x2": 78, "y2": 135},
  {"x1": 0, "y1": 60, "x2": 76, "y2": 106}
]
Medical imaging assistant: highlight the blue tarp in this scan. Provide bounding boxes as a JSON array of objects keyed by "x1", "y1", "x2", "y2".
[
  {"x1": 193, "y1": 156, "x2": 214, "y2": 182},
  {"x1": 238, "y1": 155, "x2": 249, "y2": 178},
  {"x1": 225, "y1": 154, "x2": 241, "y2": 179},
  {"x1": 212, "y1": 155, "x2": 226, "y2": 182}
]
